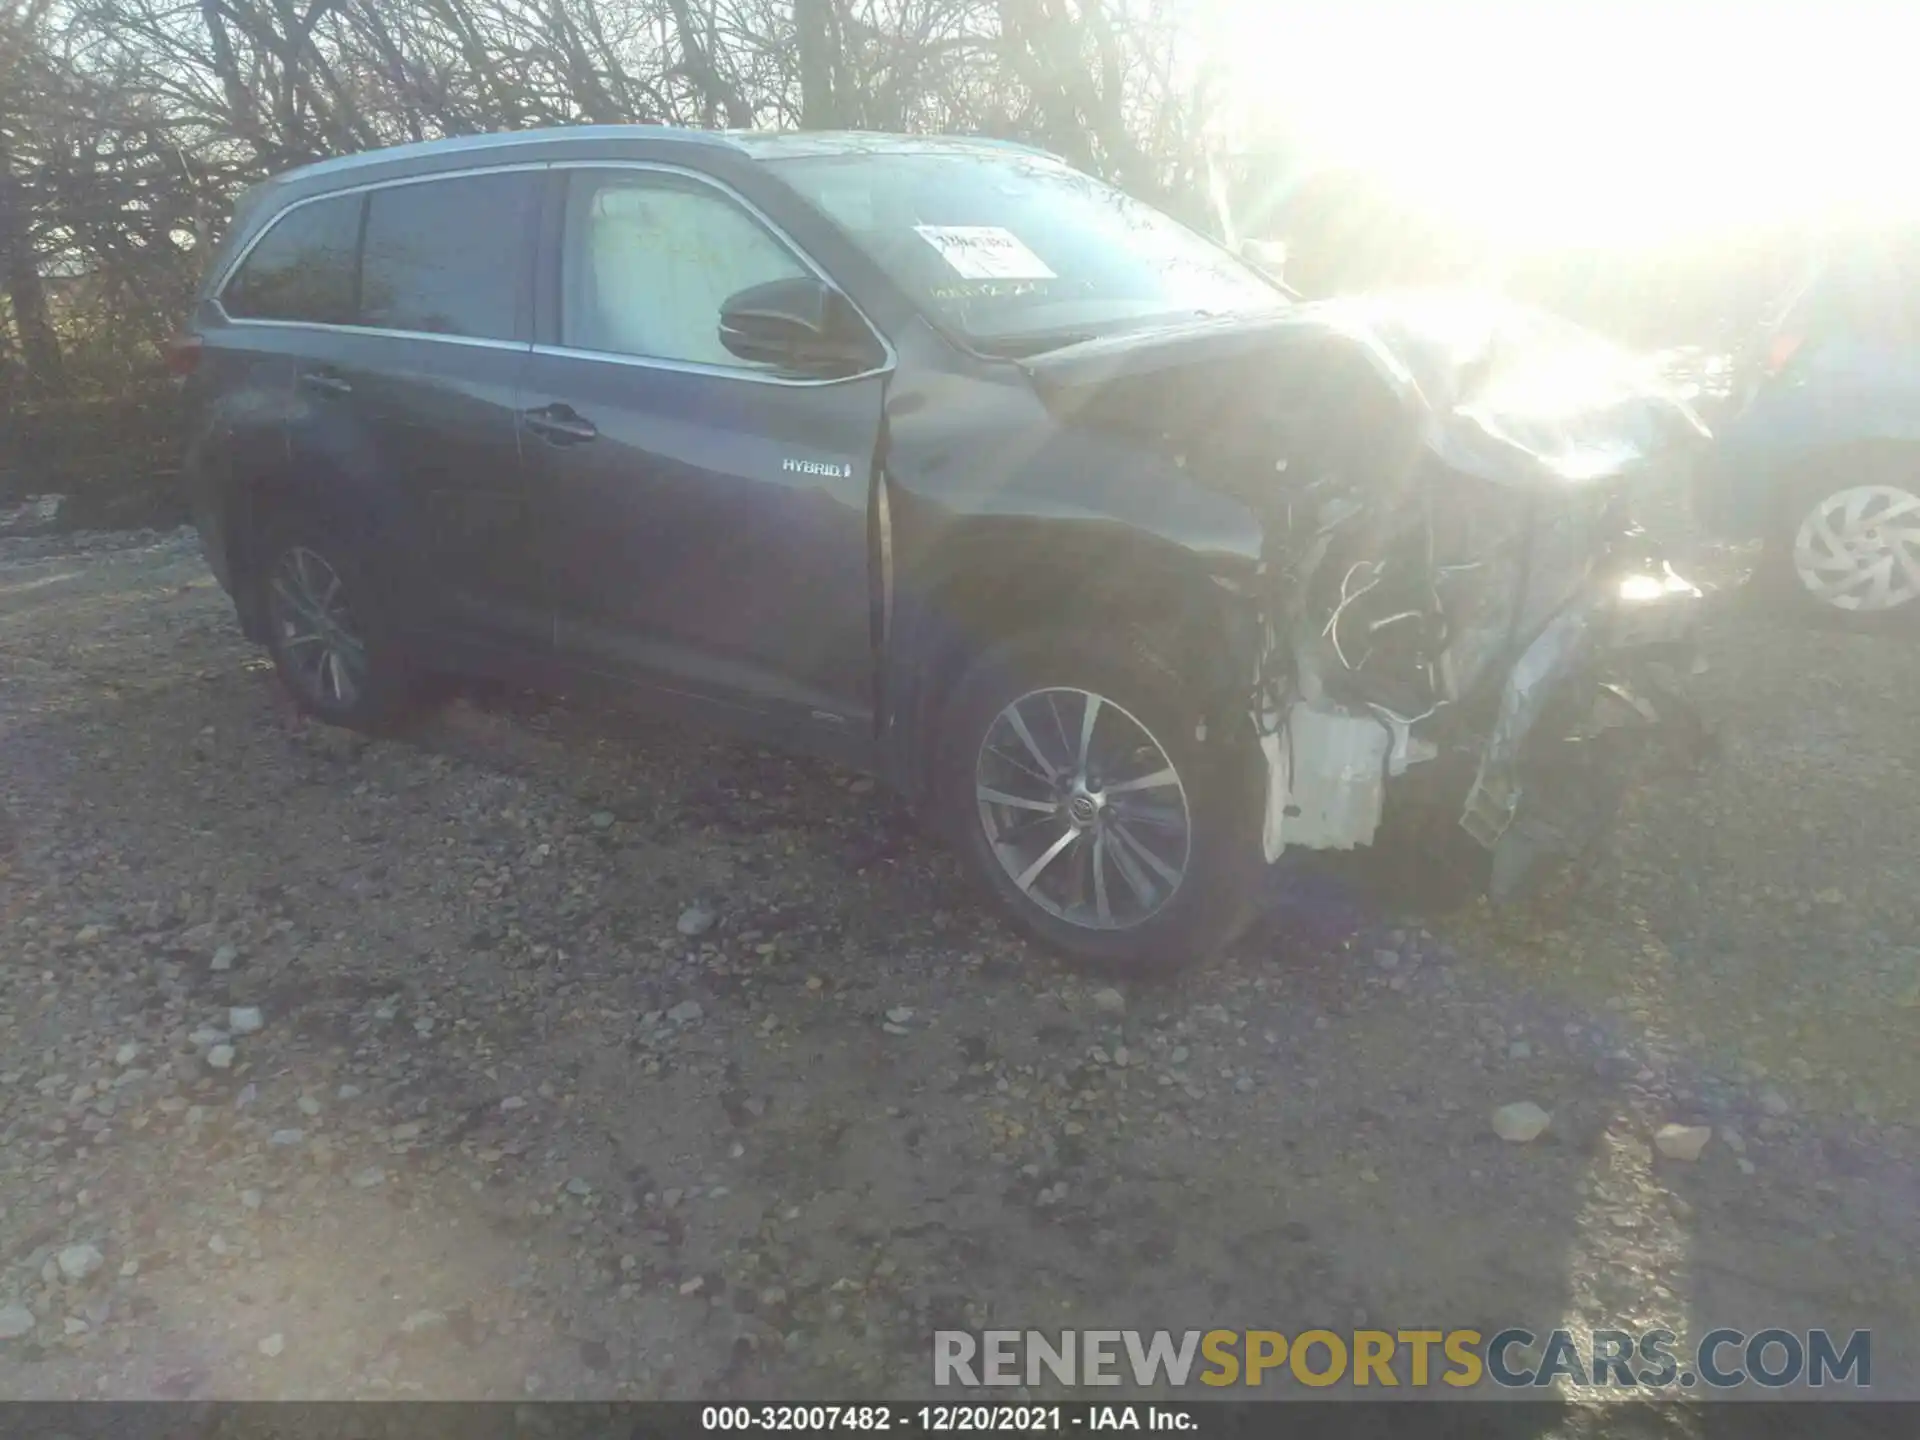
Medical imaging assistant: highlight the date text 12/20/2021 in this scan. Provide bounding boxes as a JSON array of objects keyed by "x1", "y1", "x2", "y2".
[{"x1": 701, "y1": 1407, "x2": 1189, "y2": 1432}]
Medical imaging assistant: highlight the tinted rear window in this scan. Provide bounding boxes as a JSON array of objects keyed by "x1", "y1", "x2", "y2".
[
  {"x1": 360, "y1": 172, "x2": 536, "y2": 340},
  {"x1": 222, "y1": 193, "x2": 362, "y2": 324}
]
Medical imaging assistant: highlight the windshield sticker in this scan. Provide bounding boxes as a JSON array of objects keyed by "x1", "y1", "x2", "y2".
[{"x1": 914, "y1": 225, "x2": 1057, "y2": 281}]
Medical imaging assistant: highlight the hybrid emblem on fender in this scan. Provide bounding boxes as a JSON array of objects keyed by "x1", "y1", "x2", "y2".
[{"x1": 782, "y1": 457, "x2": 855, "y2": 479}]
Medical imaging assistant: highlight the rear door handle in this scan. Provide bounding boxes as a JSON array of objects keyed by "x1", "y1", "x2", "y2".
[
  {"x1": 521, "y1": 403, "x2": 598, "y2": 445},
  {"x1": 299, "y1": 370, "x2": 352, "y2": 398}
]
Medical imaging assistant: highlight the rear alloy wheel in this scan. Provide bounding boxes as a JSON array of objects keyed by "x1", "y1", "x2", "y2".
[
  {"x1": 938, "y1": 632, "x2": 1261, "y2": 972},
  {"x1": 267, "y1": 545, "x2": 369, "y2": 712},
  {"x1": 1786, "y1": 480, "x2": 1920, "y2": 617},
  {"x1": 256, "y1": 518, "x2": 424, "y2": 732}
]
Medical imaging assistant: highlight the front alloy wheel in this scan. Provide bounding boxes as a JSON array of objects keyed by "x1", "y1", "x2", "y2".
[
  {"x1": 975, "y1": 687, "x2": 1194, "y2": 931},
  {"x1": 940, "y1": 630, "x2": 1261, "y2": 972},
  {"x1": 1790, "y1": 482, "x2": 1920, "y2": 614}
]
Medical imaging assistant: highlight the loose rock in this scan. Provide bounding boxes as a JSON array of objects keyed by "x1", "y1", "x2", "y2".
[
  {"x1": 1654, "y1": 1124, "x2": 1712, "y2": 1162},
  {"x1": 57, "y1": 1244, "x2": 105, "y2": 1282},
  {"x1": 675, "y1": 906, "x2": 717, "y2": 938},
  {"x1": 401, "y1": 1309, "x2": 448, "y2": 1336},
  {"x1": 258, "y1": 1333, "x2": 285, "y2": 1358},
  {"x1": 1092, "y1": 987, "x2": 1126, "y2": 1016},
  {"x1": 1492, "y1": 1102, "x2": 1552, "y2": 1143},
  {"x1": 0, "y1": 1305, "x2": 36, "y2": 1341},
  {"x1": 229, "y1": 1007, "x2": 264, "y2": 1035},
  {"x1": 666, "y1": 1000, "x2": 704, "y2": 1025},
  {"x1": 206, "y1": 1044, "x2": 235, "y2": 1070}
]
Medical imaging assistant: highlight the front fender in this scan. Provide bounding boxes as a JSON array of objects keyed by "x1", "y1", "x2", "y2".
[{"x1": 875, "y1": 369, "x2": 1266, "y2": 799}]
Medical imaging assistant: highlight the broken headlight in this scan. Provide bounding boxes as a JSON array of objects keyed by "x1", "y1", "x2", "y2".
[{"x1": 1609, "y1": 566, "x2": 1702, "y2": 649}]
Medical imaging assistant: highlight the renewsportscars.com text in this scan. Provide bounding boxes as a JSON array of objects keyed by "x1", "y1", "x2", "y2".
[{"x1": 933, "y1": 1328, "x2": 1872, "y2": 1390}]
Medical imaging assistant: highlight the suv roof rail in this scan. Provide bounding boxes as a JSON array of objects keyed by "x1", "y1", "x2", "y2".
[{"x1": 275, "y1": 124, "x2": 740, "y2": 185}]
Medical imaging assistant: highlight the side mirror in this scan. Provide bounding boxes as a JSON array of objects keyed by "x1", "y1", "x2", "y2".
[{"x1": 718, "y1": 277, "x2": 881, "y2": 376}]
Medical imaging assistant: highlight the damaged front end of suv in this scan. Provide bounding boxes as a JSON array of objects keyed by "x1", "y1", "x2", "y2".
[{"x1": 1027, "y1": 292, "x2": 1715, "y2": 902}]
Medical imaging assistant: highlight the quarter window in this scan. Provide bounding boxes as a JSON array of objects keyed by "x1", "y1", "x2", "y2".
[
  {"x1": 222, "y1": 193, "x2": 361, "y2": 325},
  {"x1": 360, "y1": 172, "x2": 536, "y2": 340},
  {"x1": 561, "y1": 172, "x2": 811, "y2": 367}
]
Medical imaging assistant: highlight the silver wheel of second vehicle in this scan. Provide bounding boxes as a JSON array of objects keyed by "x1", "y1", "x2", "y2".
[
  {"x1": 1792, "y1": 482, "x2": 1920, "y2": 613},
  {"x1": 975, "y1": 687, "x2": 1192, "y2": 931},
  {"x1": 266, "y1": 545, "x2": 367, "y2": 708}
]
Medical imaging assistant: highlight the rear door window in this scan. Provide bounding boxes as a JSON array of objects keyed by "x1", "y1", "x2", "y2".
[
  {"x1": 222, "y1": 193, "x2": 362, "y2": 325},
  {"x1": 360, "y1": 172, "x2": 538, "y2": 341}
]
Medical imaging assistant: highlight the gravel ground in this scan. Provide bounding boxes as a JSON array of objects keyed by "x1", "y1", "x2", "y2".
[{"x1": 1, "y1": 523, "x2": 1916, "y2": 1408}]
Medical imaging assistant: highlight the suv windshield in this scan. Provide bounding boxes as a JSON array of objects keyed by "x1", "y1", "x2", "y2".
[{"x1": 766, "y1": 148, "x2": 1285, "y2": 354}]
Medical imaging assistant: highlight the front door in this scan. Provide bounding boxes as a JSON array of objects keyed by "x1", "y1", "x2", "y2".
[{"x1": 520, "y1": 166, "x2": 888, "y2": 739}]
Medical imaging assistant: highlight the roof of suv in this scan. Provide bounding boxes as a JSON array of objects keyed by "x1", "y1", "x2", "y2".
[{"x1": 274, "y1": 126, "x2": 1059, "y2": 187}]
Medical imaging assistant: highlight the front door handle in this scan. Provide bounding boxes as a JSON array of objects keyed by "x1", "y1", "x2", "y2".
[{"x1": 522, "y1": 403, "x2": 598, "y2": 445}]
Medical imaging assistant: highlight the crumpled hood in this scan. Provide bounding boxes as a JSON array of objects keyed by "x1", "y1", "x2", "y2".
[{"x1": 1021, "y1": 290, "x2": 1713, "y2": 488}]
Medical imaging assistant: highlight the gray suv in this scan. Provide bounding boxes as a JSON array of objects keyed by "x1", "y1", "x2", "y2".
[{"x1": 178, "y1": 126, "x2": 1709, "y2": 971}]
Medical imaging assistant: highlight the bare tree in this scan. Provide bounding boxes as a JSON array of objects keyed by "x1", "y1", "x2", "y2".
[
  {"x1": 3, "y1": 0, "x2": 1236, "y2": 399},
  {"x1": 2, "y1": 0, "x2": 71, "y2": 393}
]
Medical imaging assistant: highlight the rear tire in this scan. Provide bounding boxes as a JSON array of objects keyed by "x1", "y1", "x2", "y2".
[
  {"x1": 934, "y1": 629, "x2": 1263, "y2": 974},
  {"x1": 254, "y1": 513, "x2": 428, "y2": 733}
]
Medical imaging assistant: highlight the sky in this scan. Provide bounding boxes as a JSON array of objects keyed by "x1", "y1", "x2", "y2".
[{"x1": 1202, "y1": 1, "x2": 1920, "y2": 249}]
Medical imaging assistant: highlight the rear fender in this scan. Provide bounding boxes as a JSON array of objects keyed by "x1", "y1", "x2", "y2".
[
  {"x1": 191, "y1": 379, "x2": 295, "y2": 643},
  {"x1": 236, "y1": 402, "x2": 411, "y2": 609}
]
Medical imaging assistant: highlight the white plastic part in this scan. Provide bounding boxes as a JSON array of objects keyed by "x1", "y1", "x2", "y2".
[
  {"x1": 1260, "y1": 728, "x2": 1289, "y2": 862},
  {"x1": 1261, "y1": 702, "x2": 1393, "y2": 857}
]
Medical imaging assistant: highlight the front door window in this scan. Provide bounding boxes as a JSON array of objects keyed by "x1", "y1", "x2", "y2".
[{"x1": 561, "y1": 173, "x2": 810, "y2": 369}]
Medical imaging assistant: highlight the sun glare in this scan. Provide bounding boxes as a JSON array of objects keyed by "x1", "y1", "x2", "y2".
[{"x1": 1211, "y1": 1, "x2": 1920, "y2": 249}]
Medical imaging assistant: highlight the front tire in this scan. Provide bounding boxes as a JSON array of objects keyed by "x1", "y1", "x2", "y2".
[
  {"x1": 1770, "y1": 452, "x2": 1920, "y2": 624},
  {"x1": 934, "y1": 630, "x2": 1262, "y2": 973},
  {"x1": 255, "y1": 514, "x2": 426, "y2": 732}
]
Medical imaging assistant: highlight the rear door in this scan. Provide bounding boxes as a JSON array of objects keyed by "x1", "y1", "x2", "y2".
[
  {"x1": 272, "y1": 168, "x2": 546, "y2": 657},
  {"x1": 519, "y1": 165, "x2": 889, "y2": 744}
]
